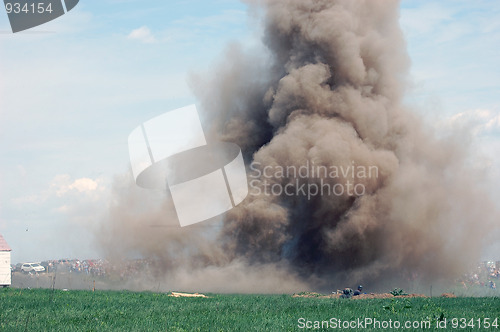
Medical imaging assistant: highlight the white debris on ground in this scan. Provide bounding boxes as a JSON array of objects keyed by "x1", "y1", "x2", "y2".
[{"x1": 169, "y1": 292, "x2": 207, "y2": 298}]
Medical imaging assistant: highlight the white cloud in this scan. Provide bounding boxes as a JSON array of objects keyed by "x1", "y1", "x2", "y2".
[
  {"x1": 448, "y1": 109, "x2": 500, "y2": 136},
  {"x1": 11, "y1": 175, "x2": 108, "y2": 208},
  {"x1": 127, "y1": 26, "x2": 157, "y2": 43},
  {"x1": 52, "y1": 175, "x2": 106, "y2": 198},
  {"x1": 69, "y1": 178, "x2": 99, "y2": 192}
]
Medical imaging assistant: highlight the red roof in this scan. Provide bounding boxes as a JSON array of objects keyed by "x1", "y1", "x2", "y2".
[{"x1": 0, "y1": 234, "x2": 11, "y2": 251}]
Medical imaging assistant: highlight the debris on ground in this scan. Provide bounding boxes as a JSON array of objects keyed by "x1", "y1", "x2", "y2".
[{"x1": 169, "y1": 292, "x2": 207, "y2": 298}]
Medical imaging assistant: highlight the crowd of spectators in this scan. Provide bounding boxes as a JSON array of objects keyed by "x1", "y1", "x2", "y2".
[
  {"x1": 459, "y1": 261, "x2": 499, "y2": 289},
  {"x1": 37, "y1": 258, "x2": 157, "y2": 280}
]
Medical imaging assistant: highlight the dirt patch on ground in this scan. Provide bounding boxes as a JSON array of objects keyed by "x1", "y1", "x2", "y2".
[{"x1": 292, "y1": 292, "x2": 429, "y2": 299}]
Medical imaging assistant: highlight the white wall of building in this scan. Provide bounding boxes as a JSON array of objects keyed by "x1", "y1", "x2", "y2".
[{"x1": 0, "y1": 251, "x2": 11, "y2": 286}]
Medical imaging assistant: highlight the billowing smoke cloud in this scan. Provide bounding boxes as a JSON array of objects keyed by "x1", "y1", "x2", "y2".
[{"x1": 98, "y1": 0, "x2": 497, "y2": 292}]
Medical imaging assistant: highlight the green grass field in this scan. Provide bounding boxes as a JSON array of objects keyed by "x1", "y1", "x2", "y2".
[{"x1": 0, "y1": 288, "x2": 499, "y2": 331}]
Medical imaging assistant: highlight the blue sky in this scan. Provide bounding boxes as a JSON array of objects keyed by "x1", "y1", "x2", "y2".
[{"x1": 0, "y1": 1, "x2": 499, "y2": 263}]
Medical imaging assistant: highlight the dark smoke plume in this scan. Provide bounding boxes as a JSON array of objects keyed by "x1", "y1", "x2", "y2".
[{"x1": 99, "y1": 0, "x2": 496, "y2": 292}]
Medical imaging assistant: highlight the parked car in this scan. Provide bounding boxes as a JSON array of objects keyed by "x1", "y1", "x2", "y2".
[{"x1": 21, "y1": 263, "x2": 45, "y2": 273}]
